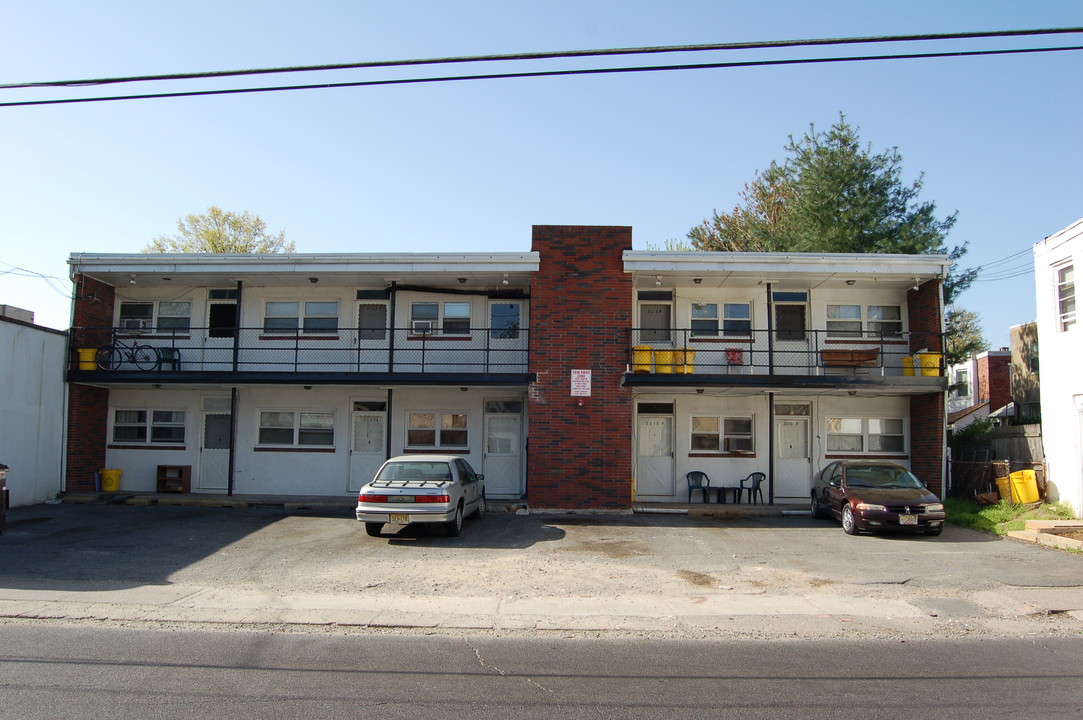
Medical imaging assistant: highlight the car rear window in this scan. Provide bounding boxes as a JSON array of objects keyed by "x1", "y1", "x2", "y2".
[{"x1": 377, "y1": 462, "x2": 453, "y2": 482}]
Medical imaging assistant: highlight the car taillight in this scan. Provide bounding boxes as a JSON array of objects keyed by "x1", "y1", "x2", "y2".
[
  {"x1": 359, "y1": 494, "x2": 388, "y2": 503},
  {"x1": 416, "y1": 495, "x2": 451, "y2": 503}
]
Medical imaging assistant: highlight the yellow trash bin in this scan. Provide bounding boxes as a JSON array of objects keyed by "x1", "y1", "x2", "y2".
[
  {"x1": 915, "y1": 352, "x2": 942, "y2": 377},
  {"x1": 100, "y1": 468, "x2": 122, "y2": 492},
  {"x1": 995, "y1": 476, "x2": 1012, "y2": 502},
  {"x1": 78, "y1": 348, "x2": 98, "y2": 370},
  {"x1": 1009, "y1": 469, "x2": 1040, "y2": 504},
  {"x1": 655, "y1": 349, "x2": 676, "y2": 374},
  {"x1": 901, "y1": 356, "x2": 915, "y2": 376},
  {"x1": 681, "y1": 349, "x2": 695, "y2": 374},
  {"x1": 632, "y1": 345, "x2": 653, "y2": 373}
]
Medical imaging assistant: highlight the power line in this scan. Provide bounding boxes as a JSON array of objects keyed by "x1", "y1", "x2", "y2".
[
  {"x1": 3, "y1": 26, "x2": 1080, "y2": 90},
  {"x1": 3, "y1": 44, "x2": 1081, "y2": 109}
]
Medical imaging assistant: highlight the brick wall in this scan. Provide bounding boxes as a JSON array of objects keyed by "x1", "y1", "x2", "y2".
[
  {"x1": 907, "y1": 279, "x2": 945, "y2": 494},
  {"x1": 66, "y1": 274, "x2": 116, "y2": 491},
  {"x1": 977, "y1": 354, "x2": 1012, "y2": 412},
  {"x1": 528, "y1": 226, "x2": 633, "y2": 509},
  {"x1": 910, "y1": 392, "x2": 945, "y2": 496}
]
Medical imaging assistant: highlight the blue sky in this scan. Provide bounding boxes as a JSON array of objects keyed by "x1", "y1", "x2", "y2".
[{"x1": 2, "y1": 1, "x2": 1080, "y2": 347}]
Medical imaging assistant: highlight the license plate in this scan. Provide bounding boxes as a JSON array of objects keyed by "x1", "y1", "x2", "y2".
[
  {"x1": 899, "y1": 514, "x2": 917, "y2": 525},
  {"x1": 389, "y1": 514, "x2": 410, "y2": 524}
]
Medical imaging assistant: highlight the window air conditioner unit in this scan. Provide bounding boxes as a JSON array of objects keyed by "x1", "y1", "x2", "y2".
[
  {"x1": 120, "y1": 318, "x2": 151, "y2": 331},
  {"x1": 412, "y1": 320, "x2": 435, "y2": 333}
]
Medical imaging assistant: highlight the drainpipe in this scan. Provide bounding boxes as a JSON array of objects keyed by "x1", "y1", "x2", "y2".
[
  {"x1": 385, "y1": 389, "x2": 394, "y2": 459},
  {"x1": 227, "y1": 387, "x2": 238, "y2": 496},
  {"x1": 768, "y1": 391, "x2": 775, "y2": 504},
  {"x1": 766, "y1": 283, "x2": 775, "y2": 373},
  {"x1": 387, "y1": 281, "x2": 398, "y2": 373}
]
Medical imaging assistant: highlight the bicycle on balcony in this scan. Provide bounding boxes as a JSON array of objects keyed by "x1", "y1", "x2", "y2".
[{"x1": 97, "y1": 335, "x2": 162, "y2": 371}]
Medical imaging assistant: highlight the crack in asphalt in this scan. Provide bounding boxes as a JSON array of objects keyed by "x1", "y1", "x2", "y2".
[{"x1": 468, "y1": 642, "x2": 552, "y2": 693}]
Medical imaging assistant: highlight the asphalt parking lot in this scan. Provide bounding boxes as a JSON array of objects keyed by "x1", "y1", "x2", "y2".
[{"x1": 1, "y1": 502, "x2": 1081, "y2": 639}]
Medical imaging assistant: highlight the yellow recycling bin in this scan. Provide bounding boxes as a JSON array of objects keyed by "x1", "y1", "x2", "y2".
[
  {"x1": 1009, "y1": 469, "x2": 1040, "y2": 504},
  {"x1": 632, "y1": 345, "x2": 653, "y2": 373},
  {"x1": 915, "y1": 352, "x2": 943, "y2": 377},
  {"x1": 78, "y1": 348, "x2": 98, "y2": 370},
  {"x1": 995, "y1": 476, "x2": 1012, "y2": 502},
  {"x1": 100, "y1": 469, "x2": 122, "y2": 492},
  {"x1": 901, "y1": 356, "x2": 915, "y2": 376},
  {"x1": 655, "y1": 349, "x2": 676, "y2": 374},
  {"x1": 680, "y1": 349, "x2": 695, "y2": 374}
]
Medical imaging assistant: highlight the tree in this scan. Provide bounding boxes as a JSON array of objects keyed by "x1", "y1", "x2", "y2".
[
  {"x1": 688, "y1": 115, "x2": 977, "y2": 303},
  {"x1": 144, "y1": 206, "x2": 294, "y2": 253},
  {"x1": 944, "y1": 308, "x2": 990, "y2": 366}
]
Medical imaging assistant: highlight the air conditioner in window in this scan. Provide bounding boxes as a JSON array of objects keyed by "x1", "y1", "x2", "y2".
[
  {"x1": 120, "y1": 318, "x2": 152, "y2": 331},
  {"x1": 412, "y1": 320, "x2": 435, "y2": 334}
]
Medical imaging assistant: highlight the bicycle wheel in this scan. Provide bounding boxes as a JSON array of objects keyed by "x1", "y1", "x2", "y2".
[
  {"x1": 132, "y1": 345, "x2": 160, "y2": 371},
  {"x1": 96, "y1": 346, "x2": 121, "y2": 370}
]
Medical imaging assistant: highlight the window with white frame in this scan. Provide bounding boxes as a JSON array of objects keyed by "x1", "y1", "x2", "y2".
[
  {"x1": 111, "y1": 409, "x2": 186, "y2": 444},
  {"x1": 407, "y1": 411, "x2": 468, "y2": 448},
  {"x1": 410, "y1": 301, "x2": 471, "y2": 335},
  {"x1": 118, "y1": 301, "x2": 191, "y2": 333},
  {"x1": 954, "y1": 369, "x2": 970, "y2": 397},
  {"x1": 263, "y1": 301, "x2": 340, "y2": 334},
  {"x1": 826, "y1": 304, "x2": 902, "y2": 338},
  {"x1": 826, "y1": 417, "x2": 906, "y2": 454},
  {"x1": 690, "y1": 415, "x2": 754, "y2": 452},
  {"x1": 1057, "y1": 264, "x2": 1076, "y2": 331},
  {"x1": 258, "y1": 410, "x2": 335, "y2": 447},
  {"x1": 690, "y1": 302, "x2": 751, "y2": 337}
]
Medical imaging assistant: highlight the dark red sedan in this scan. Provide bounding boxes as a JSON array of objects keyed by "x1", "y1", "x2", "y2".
[{"x1": 810, "y1": 460, "x2": 946, "y2": 536}]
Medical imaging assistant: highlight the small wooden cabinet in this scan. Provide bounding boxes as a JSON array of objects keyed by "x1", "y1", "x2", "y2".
[{"x1": 156, "y1": 465, "x2": 191, "y2": 493}]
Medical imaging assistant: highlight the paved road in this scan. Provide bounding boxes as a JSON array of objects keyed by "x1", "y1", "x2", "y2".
[
  {"x1": 2, "y1": 624, "x2": 1081, "y2": 719},
  {"x1": 0, "y1": 502, "x2": 1081, "y2": 639}
]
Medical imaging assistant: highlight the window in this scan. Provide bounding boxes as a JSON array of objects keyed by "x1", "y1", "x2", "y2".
[
  {"x1": 490, "y1": 302, "x2": 521, "y2": 339},
  {"x1": 111, "y1": 409, "x2": 186, "y2": 445},
  {"x1": 119, "y1": 301, "x2": 191, "y2": 333},
  {"x1": 827, "y1": 304, "x2": 902, "y2": 338},
  {"x1": 723, "y1": 303, "x2": 752, "y2": 336},
  {"x1": 263, "y1": 302, "x2": 339, "y2": 334},
  {"x1": 691, "y1": 415, "x2": 754, "y2": 453},
  {"x1": 1057, "y1": 264, "x2": 1076, "y2": 331},
  {"x1": 827, "y1": 417, "x2": 906, "y2": 454},
  {"x1": 690, "y1": 303, "x2": 718, "y2": 337},
  {"x1": 954, "y1": 369, "x2": 970, "y2": 397},
  {"x1": 410, "y1": 302, "x2": 471, "y2": 335},
  {"x1": 407, "y1": 411, "x2": 469, "y2": 448},
  {"x1": 1027, "y1": 341, "x2": 1039, "y2": 373},
  {"x1": 258, "y1": 410, "x2": 335, "y2": 447}
]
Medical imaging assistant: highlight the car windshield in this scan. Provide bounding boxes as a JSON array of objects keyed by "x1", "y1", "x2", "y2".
[
  {"x1": 376, "y1": 462, "x2": 452, "y2": 482},
  {"x1": 845, "y1": 466, "x2": 923, "y2": 489}
]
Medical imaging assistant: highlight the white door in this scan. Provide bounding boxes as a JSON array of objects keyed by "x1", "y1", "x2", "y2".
[
  {"x1": 635, "y1": 415, "x2": 674, "y2": 498},
  {"x1": 484, "y1": 413, "x2": 523, "y2": 498},
  {"x1": 199, "y1": 412, "x2": 231, "y2": 490},
  {"x1": 349, "y1": 410, "x2": 386, "y2": 492},
  {"x1": 775, "y1": 418, "x2": 811, "y2": 499}
]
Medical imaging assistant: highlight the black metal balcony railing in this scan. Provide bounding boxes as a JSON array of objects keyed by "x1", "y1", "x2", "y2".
[
  {"x1": 629, "y1": 328, "x2": 945, "y2": 377},
  {"x1": 69, "y1": 326, "x2": 530, "y2": 375}
]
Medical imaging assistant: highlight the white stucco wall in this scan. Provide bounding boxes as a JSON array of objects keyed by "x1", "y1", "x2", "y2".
[
  {"x1": 1034, "y1": 218, "x2": 1083, "y2": 517},
  {"x1": 0, "y1": 319, "x2": 67, "y2": 507}
]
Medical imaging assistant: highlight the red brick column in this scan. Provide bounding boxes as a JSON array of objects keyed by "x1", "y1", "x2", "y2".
[
  {"x1": 66, "y1": 274, "x2": 116, "y2": 492},
  {"x1": 528, "y1": 226, "x2": 633, "y2": 509},
  {"x1": 907, "y1": 279, "x2": 945, "y2": 495},
  {"x1": 978, "y1": 354, "x2": 1012, "y2": 411}
]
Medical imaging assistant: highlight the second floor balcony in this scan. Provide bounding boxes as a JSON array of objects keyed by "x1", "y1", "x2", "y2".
[
  {"x1": 626, "y1": 327, "x2": 946, "y2": 385},
  {"x1": 68, "y1": 325, "x2": 531, "y2": 384}
]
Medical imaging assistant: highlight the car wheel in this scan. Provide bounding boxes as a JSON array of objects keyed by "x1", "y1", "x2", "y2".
[
  {"x1": 924, "y1": 525, "x2": 943, "y2": 536},
  {"x1": 841, "y1": 505, "x2": 859, "y2": 535},
  {"x1": 810, "y1": 493, "x2": 824, "y2": 520},
  {"x1": 445, "y1": 503, "x2": 464, "y2": 537},
  {"x1": 475, "y1": 493, "x2": 486, "y2": 518},
  {"x1": 365, "y1": 522, "x2": 383, "y2": 537}
]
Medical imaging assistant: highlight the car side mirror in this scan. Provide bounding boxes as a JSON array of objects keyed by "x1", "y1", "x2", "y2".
[
  {"x1": 829, "y1": 479, "x2": 841, "y2": 488},
  {"x1": 476, "y1": 474, "x2": 485, "y2": 481}
]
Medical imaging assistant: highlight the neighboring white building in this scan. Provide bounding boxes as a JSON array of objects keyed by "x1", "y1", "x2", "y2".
[
  {"x1": 0, "y1": 308, "x2": 67, "y2": 507},
  {"x1": 1034, "y1": 217, "x2": 1082, "y2": 518}
]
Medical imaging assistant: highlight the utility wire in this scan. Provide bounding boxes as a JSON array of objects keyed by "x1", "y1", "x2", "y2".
[
  {"x1": 3, "y1": 44, "x2": 1081, "y2": 108},
  {"x1": 3, "y1": 26, "x2": 1080, "y2": 90}
]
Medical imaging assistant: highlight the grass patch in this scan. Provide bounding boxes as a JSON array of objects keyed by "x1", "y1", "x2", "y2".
[{"x1": 944, "y1": 498, "x2": 1077, "y2": 535}]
